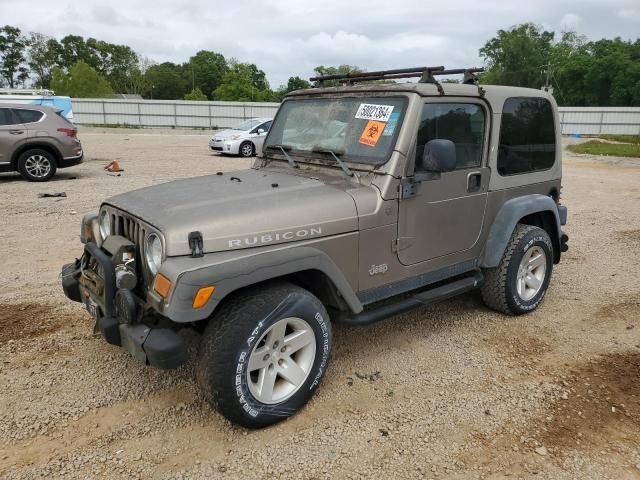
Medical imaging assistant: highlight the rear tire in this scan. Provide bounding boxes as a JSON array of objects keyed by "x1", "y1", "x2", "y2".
[
  {"x1": 17, "y1": 149, "x2": 57, "y2": 182},
  {"x1": 196, "y1": 282, "x2": 332, "y2": 428},
  {"x1": 481, "y1": 224, "x2": 553, "y2": 315}
]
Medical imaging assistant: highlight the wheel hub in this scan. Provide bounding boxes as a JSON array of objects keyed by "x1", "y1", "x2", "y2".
[
  {"x1": 516, "y1": 245, "x2": 547, "y2": 301},
  {"x1": 25, "y1": 154, "x2": 51, "y2": 178},
  {"x1": 246, "y1": 317, "x2": 316, "y2": 404}
]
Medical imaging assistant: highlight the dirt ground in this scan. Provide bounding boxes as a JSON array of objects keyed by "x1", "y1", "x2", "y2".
[{"x1": 0, "y1": 128, "x2": 639, "y2": 480}]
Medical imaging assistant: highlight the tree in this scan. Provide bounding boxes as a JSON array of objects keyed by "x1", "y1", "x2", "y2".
[
  {"x1": 144, "y1": 62, "x2": 188, "y2": 99},
  {"x1": 58, "y1": 35, "x2": 99, "y2": 71},
  {"x1": 479, "y1": 23, "x2": 555, "y2": 88},
  {"x1": 554, "y1": 37, "x2": 640, "y2": 106},
  {"x1": 88, "y1": 39, "x2": 140, "y2": 93},
  {"x1": 184, "y1": 87, "x2": 208, "y2": 100},
  {"x1": 275, "y1": 75, "x2": 312, "y2": 100},
  {"x1": 28, "y1": 32, "x2": 61, "y2": 88},
  {"x1": 312, "y1": 65, "x2": 362, "y2": 87},
  {"x1": 50, "y1": 61, "x2": 114, "y2": 98},
  {"x1": 126, "y1": 55, "x2": 155, "y2": 97},
  {"x1": 0, "y1": 25, "x2": 30, "y2": 88},
  {"x1": 184, "y1": 50, "x2": 227, "y2": 100},
  {"x1": 213, "y1": 61, "x2": 274, "y2": 101}
]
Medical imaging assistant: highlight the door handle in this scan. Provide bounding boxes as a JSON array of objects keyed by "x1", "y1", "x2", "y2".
[
  {"x1": 467, "y1": 171, "x2": 482, "y2": 193},
  {"x1": 9, "y1": 130, "x2": 24, "y2": 135}
]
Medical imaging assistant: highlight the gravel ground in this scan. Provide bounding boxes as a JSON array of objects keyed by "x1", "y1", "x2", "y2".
[{"x1": 0, "y1": 128, "x2": 639, "y2": 480}]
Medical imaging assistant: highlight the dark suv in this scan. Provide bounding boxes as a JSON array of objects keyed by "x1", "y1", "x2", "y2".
[{"x1": 0, "y1": 103, "x2": 83, "y2": 181}]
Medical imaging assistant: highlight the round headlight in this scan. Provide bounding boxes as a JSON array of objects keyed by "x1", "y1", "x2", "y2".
[
  {"x1": 99, "y1": 210, "x2": 111, "y2": 239},
  {"x1": 145, "y1": 233, "x2": 163, "y2": 275}
]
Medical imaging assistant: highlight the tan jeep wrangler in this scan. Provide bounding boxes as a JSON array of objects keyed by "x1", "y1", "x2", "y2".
[{"x1": 62, "y1": 66, "x2": 568, "y2": 428}]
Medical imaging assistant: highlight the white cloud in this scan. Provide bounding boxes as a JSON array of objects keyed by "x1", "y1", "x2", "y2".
[
  {"x1": 617, "y1": 9, "x2": 640, "y2": 21},
  {"x1": 2, "y1": 0, "x2": 638, "y2": 89},
  {"x1": 560, "y1": 13, "x2": 583, "y2": 29}
]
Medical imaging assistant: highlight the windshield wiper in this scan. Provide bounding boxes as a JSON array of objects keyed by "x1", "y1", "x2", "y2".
[
  {"x1": 311, "y1": 146, "x2": 354, "y2": 177},
  {"x1": 265, "y1": 144, "x2": 297, "y2": 169}
]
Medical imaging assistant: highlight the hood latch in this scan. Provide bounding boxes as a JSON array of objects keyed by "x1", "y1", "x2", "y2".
[{"x1": 188, "y1": 231, "x2": 204, "y2": 258}]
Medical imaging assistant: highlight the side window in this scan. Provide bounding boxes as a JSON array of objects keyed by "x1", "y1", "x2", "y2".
[
  {"x1": 0, "y1": 108, "x2": 17, "y2": 126},
  {"x1": 262, "y1": 121, "x2": 272, "y2": 131},
  {"x1": 498, "y1": 97, "x2": 556, "y2": 176},
  {"x1": 252, "y1": 122, "x2": 270, "y2": 134},
  {"x1": 14, "y1": 109, "x2": 44, "y2": 124},
  {"x1": 416, "y1": 103, "x2": 485, "y2": 170}
]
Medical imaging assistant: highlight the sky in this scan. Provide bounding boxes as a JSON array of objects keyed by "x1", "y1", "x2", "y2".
[{"x1": 3, "y1": 0, "x2": 640, "y2": 88}]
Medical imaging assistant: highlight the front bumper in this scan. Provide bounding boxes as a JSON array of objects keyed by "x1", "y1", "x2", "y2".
[
  {"x1": 62, "y1": 242, "x2": 187, "y2": 369},
  {"x1": 209, "y1": 138, "x2": 240, "y2": 154}
]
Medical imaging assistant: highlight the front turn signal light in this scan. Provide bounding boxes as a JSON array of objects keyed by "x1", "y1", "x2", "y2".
[
  {"x1": 193, "y1": 286, "x2": 215, "y2": 309},
  {"x1": 153, "y1": 273, "x2": 172, "y2": 298}
]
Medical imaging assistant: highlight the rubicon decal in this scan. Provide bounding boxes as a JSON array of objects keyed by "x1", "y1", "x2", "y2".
[{"x1": 228, "y1": 227, "x2": 323, "y2": 248}]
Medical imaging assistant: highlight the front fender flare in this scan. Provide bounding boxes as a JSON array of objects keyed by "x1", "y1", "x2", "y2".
[
  {"x1": 156, "y1": 244, "x2": 362, "y2": 323},
  {"x1": 481, "y1": 194, "x2": 562, "y2": 268}
]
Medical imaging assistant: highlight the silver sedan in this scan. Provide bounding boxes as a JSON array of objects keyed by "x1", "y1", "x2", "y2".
[{"x1": 209, "y1": 118, "x2": 273, "y2": 157}]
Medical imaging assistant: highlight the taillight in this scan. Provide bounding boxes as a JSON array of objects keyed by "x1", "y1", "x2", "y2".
[{"x1": 57, "y1": 127, "x2": 77, "y2": 138}]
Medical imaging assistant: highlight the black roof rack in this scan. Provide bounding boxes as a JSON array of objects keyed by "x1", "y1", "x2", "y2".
[{"x1": 309, "y1": 66, "x2": 485, "y2": 95}]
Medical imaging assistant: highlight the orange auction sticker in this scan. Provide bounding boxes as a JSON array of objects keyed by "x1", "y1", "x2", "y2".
[{"x1": 359, "y1": 120, "x2": 385, "y2": 147}]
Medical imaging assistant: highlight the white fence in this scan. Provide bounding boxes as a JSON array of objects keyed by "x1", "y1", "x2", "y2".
[
  {"x1": 72, "y1": 99, "x2": 280, "y2": 129},
  {"x1": 558, "y1": 107, "x2": 640, "y2": 135},
  {"x1": 72, "y1": 99, "x2": 640, "y2": 134}
]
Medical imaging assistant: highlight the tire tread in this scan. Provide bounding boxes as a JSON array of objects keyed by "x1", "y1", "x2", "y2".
[
  {"x1": 481, "y1": 224, "x2": 539, "y2": 315},
  {"x1": 196, "y1": 282, "x2": 326, "y2": 427}
]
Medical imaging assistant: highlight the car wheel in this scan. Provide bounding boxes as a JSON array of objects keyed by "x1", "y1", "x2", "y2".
[
  {"x1": 481, "y1": 224, "x2": 553, "y2": 315},
  {"x1": 239, "y1": 141, "x2": 254, "y2": 157},
  {"x1": 196, "y1": 282, "x2": 332, "y2": 428},
  {"x1": 17, "y1": 149, "x2": 57, "y2": 182}
]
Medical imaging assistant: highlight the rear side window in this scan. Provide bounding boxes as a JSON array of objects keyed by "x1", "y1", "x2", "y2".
[
  {"x1": 56, "y1": 110, "x2": 74, "y2": 126},
  {"x1": 0, "y1": 108, "x2": 16, "y2": 126},
  {"x1": 14, "y1": 109, "x2": 44, "y2": 124},
  {"x1": 498, "y1": 97, "x2": 556, "y2": 176},
  {"x1": 416, "y1": 103, "x2": 485, "y2": 169}
]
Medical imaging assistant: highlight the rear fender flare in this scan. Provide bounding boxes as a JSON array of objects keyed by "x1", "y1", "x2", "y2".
[
  {"x1": 481, "y1": 194, "x2": 562, "y2": 268},
  {"x1": 12, "y1": 142, "x2": 63, "y2": 167}
]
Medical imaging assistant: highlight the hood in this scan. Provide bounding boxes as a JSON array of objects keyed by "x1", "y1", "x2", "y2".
[
  {"x1": 104, "y1": 169, "x2": 361, "y2": 256},
  {"x1": 211, "y1": 129, "x2": 244, "y2": 140}
]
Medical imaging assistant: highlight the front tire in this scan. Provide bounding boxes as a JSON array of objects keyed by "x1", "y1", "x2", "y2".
[
  {"x1": 196, "y1": 283, "x2": 332, "y2": 428},
  {"x1": 239, "y1": 141, "x2": 254, "y2": 157},
  {"x1": 481, "y1": 224, "x2": 553, "y2": 315},
  {"x1": 17, "y1": 149, "x2": 57, "y2": 182}
]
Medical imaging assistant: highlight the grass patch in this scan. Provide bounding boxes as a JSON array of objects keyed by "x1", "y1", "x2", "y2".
[
  {"x1": 592, "y1": 134, "x2": 640, "y2": 144},
  {"x1": 567, "y1": 140, "x2": 640, "y2": 158}
]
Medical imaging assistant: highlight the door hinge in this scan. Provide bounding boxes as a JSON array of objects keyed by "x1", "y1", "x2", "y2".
[{"x1": 399, "y1": 178, "x2": 417, "y2": 199}]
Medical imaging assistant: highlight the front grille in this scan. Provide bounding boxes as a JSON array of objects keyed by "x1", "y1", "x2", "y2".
[
  {"x1": 110, "y1": 211, "x2": 146, "y2": 247},
  {"x1": 104, "y1": 208, "x2": 154, "y2": 288}
]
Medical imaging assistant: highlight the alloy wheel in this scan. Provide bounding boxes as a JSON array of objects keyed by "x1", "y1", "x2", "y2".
[
  {"x1": 247, "y1": 317, "x2": 316, "y2": 404},
  {"x1": 24, "y1": 154, "x2": 52, "y2": 179},
  {"x1": 516, "y1": 246, "x2": 547, "y2": 301}
]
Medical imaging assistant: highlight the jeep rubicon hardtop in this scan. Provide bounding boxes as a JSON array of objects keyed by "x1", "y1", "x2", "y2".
[{"x1": 62, "y1": 66, "x2": 568, "y2": 428}]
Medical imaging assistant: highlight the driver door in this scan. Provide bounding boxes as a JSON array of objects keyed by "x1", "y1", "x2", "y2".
[{"x1": 397, "y1": 100, "x2": 489, "y2": 265}]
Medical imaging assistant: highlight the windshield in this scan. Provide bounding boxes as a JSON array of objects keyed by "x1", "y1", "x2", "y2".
[
  {"x1": 265, "y1": 96, "x2": 407, "y2": 165},
  {"x1": 234, "y1": 119, "x2": 261, "y2": 131}
]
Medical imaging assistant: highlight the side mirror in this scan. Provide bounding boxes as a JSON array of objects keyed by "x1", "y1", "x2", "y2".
[
  {"x1": 257, "y1": 128, "x2": 265, "y2": 135},
  {"x1": 422, "y1": 139, "x2": 456, "y2": 173}
]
